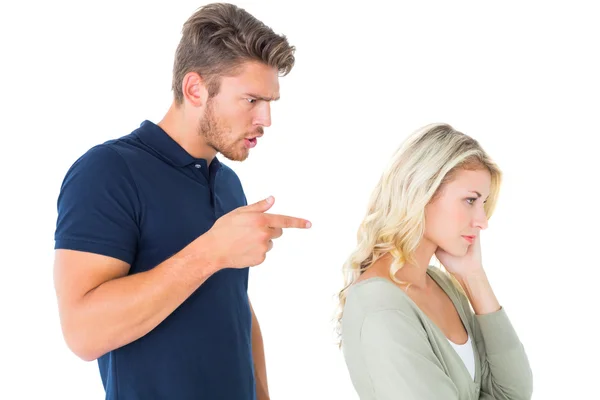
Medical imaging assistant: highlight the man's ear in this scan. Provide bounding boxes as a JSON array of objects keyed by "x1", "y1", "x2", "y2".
[{"x1": 181, "y1": 71, "x2": 209, "y2": 107}]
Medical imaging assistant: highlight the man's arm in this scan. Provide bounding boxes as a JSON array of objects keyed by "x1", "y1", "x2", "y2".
[
  {"x1": 55, "y1": 199, "x2": 309, "y2": 363},
  {"x1": 54, "y1": 146, "x2": 223, "y2": 362},
  {"x1": 250, "y1": 299, "x2": 269, "y2": 400},
  {"x1": 54, "y1": 146, "x2": 311, "y2": 363},
  {"x1": 54, "y1": 239, "x2": 219, "y2": 361}
]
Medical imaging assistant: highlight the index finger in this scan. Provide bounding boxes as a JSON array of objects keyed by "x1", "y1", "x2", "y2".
[{"x1": 263, "y1": 213, "x2": 312, "y2": 229}]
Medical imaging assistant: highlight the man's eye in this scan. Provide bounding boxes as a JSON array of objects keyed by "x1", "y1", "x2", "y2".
[{"x1": 247, "y1": 98, "x2": 256, "y2": 104}]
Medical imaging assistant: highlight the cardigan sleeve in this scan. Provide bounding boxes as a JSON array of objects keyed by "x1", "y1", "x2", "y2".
[
  {"x1": 476, "y1": 308, "x2": 533, "y2": 400},
  {"x1": 359, "y1": 309, "x2": 460, "y2": 400}
]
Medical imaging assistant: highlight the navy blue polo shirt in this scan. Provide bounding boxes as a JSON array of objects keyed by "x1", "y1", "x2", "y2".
[{"x1": 54, "y1": 120, "x2": 255, "y2": 400}]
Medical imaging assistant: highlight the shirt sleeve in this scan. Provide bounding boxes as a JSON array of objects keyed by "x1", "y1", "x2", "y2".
[
  {"x1": 359, "y1": 309, "x2": 460, "y2": 400},
  {"x1": 476, "y1": 308, "x2": 534, "y2": 400},
  {"x1": 54, "y1": 144, "x2": 140, "y2": 264}
]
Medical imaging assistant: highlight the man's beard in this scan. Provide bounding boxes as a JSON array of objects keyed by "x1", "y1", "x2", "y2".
[{"x1": 198, "y1": 100, "x2": 248, "y2": 162}]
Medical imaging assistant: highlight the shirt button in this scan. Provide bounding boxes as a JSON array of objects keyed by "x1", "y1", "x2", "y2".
[{"x1": 194, "y1": 164, "x2": 201, "y2": 169}]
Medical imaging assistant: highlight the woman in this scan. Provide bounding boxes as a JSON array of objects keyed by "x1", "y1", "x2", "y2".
[{"x1": 337, "y1": 123, "x2": 533, "y2": 399}]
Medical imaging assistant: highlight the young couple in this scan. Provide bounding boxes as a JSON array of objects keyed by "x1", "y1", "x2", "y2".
[{"x1": 53, "y1": 3, "x2": 532, "y2": 399}]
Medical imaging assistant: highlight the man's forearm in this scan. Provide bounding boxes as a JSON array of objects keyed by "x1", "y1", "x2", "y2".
[
  {"x1": 63, "y1": 235, "x2": 220, "y2": 361},
  {"x1": 250, "y1": 301, "x2": 269, "y2": 400}
]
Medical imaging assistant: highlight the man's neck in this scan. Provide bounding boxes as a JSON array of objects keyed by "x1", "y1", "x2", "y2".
[{"x1": 158, "y1": 103, "x2": 216, "y2": 163}]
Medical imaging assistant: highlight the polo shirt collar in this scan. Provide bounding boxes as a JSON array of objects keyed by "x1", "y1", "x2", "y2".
[{"x1": 136, "y1": 120, "x2": 221, "y2": 170}]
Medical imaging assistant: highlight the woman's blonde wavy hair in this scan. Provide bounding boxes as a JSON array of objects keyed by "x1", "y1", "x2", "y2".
[{"x1": 335, "y1": 123, "x2": 502, "y2": 346}]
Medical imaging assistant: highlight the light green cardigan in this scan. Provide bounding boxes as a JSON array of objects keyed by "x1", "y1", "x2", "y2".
[{"x1": 341, "y1": 266, "x2": 533, "y2": 400}]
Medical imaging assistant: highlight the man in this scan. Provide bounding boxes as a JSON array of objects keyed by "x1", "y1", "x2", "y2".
[{"x1": 53, "y1": 3, "x2": 310, "y2": 399}]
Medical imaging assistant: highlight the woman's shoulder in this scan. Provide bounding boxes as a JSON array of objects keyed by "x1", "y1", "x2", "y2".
[
  {"x1": 343, "y1": 267, "x2": 461, "y2": 321},
  {"x1": 343, "y1": 277, "x2": 417, "y2": 321},
  {"x1": 341, "y1": 277, "x2": 429, "y2": 348}
]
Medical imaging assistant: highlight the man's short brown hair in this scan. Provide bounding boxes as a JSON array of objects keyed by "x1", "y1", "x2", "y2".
[{"x1": 172, "y1": 3, "x2": 295, "y2": 103}]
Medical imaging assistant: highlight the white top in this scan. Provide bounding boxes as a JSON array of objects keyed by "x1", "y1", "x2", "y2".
[{"x1": 448, "y1": 335, "x2": 476, "y2": 380}]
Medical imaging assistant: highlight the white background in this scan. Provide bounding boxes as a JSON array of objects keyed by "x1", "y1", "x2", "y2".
[{"x1": 1, "y1": 0, "x2": 598, "y2": 399}]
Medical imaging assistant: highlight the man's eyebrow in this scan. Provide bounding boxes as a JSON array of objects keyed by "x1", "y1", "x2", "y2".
[{"x1": 244, "y1": 93, "x2": 280, "y2": 101}]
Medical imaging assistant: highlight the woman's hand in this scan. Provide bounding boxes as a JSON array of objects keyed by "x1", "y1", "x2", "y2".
[
  {"x1": 435, "y1": 233, "x2": 501, "y2": 314},
  {"x1": 435, "y1": 232, "x2": 484, "y2": 279}
]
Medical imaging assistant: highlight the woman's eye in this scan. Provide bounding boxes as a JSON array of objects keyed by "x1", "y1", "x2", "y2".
[{"x1": 466, "y1": 198, "x2": 477, "y2": 205}]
